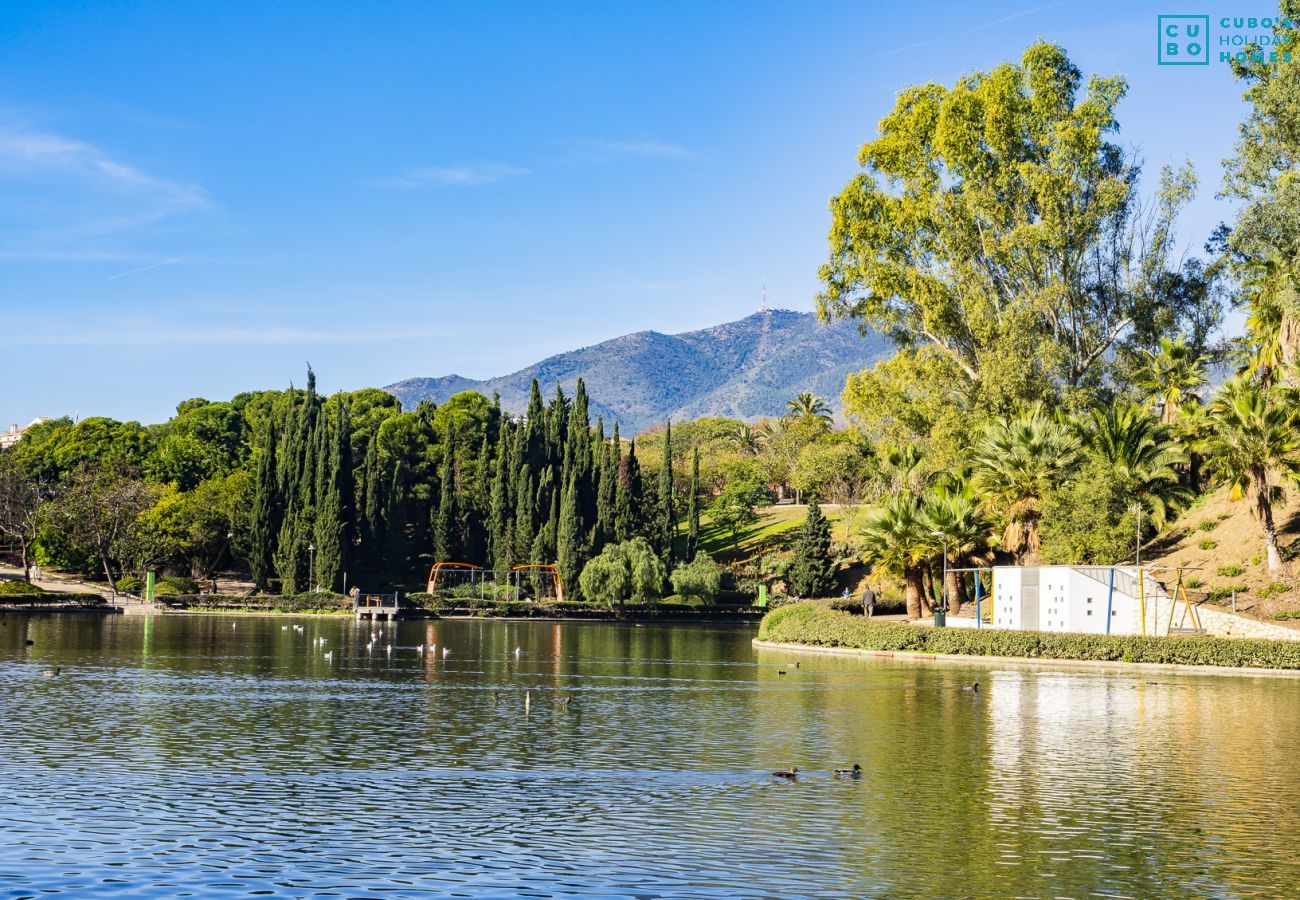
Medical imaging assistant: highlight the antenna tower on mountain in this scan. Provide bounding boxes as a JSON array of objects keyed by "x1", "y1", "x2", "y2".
[{"x1": 761, "y1": 281, "x2": 769, "y2": 313}]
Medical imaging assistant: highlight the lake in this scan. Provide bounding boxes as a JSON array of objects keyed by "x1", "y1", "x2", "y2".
[{"x1": 3, "y1": 613, "x2": 1299, "y2": 898}]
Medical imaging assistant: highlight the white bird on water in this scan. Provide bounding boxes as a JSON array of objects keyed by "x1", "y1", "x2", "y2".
[
  {"x1": 442, "y1": 646, "x2": 451, "y2": 658},
  {"x1": 324, "y1": 650, "x2": 333, "y2": 661},
  {"x1": 416, "y1": 645, "x2": 425, "y2": 655},
  {"x1": 386, "y1": 644, "x2": 393, "y2": 654},
  {"x1": 525, "y1": 691, "x2": 531, "y2": 713}
]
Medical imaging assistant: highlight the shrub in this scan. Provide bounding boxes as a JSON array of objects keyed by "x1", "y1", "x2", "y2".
[
  {"x1": 1197, "y1": 520, "x2": 1218, "y2": 532},
  {"x1": 160, "y1": 575, "x2": 200, "y2": 594},
  {"x1": 1185, "y1": 577, "x2": 1204, "y2": 589},
  {"x1": 1272, "y1": 611, "x2": 1300, "y2": 621},
  {"x1": 670, "y1": 553, "x2": 723, "y2": 604},
  {"x1": 1198, "y1": 539, "x2": 1217, "y2": 550},
  {"x1": 0, "y1": 579, "x2": 47, "y2": 596},
  {"x1": 1217, "y1": 565, "x2": 1245, "y2": 577},
  {"x1": 116, "y1": 576, "x2": 145, "y2": 594},
  {"x1": 1206, "y1": 584, "x2": 1247, "y2": 601},
  {"x1": 1251, "y1": 555, "x2": 1263, "y2": 567},
  {"x1": 757, "y1": 602, "x2": 1300, "y2": 669},
  {"x1": 1259, "y1": 582, "x2": 1292, "y2": 599}
]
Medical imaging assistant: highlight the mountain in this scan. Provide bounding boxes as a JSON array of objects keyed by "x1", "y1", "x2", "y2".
[{"x1": 385, "y1": 309, "x2": 893, "y2": 435}]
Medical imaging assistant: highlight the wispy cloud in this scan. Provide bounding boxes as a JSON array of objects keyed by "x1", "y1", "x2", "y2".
[
  {"x1": 0, "y1": 125, "x2": 208, "y2": 210},
  {"x1": 371, "y1": 162, "x2": 531, "y2": 189},
  {"x1": 878, "y1": 0, "x2": 1071, "y2": 58},
  {"x1": 105, "y1": 257, "x2": 187, "y2": 280},
  {"x1": 9, "y1": 321, "x2": 462, "y2": 347},
  {"x1": 560, "y1": 139, "x2": 692, "y2": 164}
]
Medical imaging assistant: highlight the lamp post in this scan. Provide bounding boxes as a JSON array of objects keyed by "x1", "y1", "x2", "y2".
[
  {"x1": 930, "y1": 530, "x2": 949, "y2": 618},
  {"x1": 308, "y1": 542, "x2": 316, "y2": 593}
]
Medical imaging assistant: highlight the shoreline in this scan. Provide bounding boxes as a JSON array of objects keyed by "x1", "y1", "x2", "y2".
[{"x1": 753, "y1": 638, "x2": 1300, "y2": 679}]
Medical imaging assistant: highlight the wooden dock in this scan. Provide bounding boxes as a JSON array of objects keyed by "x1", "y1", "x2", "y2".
[{"x1": 353, "y1": 592, "x2": 403, "y2": 621}]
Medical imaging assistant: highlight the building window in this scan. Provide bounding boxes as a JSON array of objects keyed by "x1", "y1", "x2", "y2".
[{"x1": 1087, "y1": 610, "x2": 1092, "y2": 616}]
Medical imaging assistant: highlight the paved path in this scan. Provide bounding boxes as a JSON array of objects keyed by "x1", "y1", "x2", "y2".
[{"x1": 0, "y1": 565, "x2": 116, "y2": 600}]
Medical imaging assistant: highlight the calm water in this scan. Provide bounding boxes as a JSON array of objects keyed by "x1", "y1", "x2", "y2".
[{"x1": 3, "y1": 614, "x2": 1300, "y2": 898}]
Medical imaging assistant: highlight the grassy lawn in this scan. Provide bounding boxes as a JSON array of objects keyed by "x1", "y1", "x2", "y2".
[{"x1": 694, "y1": 504, "x2": 855, "y2": 562}]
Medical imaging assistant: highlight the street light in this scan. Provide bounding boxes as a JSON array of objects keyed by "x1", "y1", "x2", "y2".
[
  {"x1": 308, "y1": 542, "x2": 316, "y2": 593},
  {"x1": 930, "y1": 530, "x2": 949, "y2": 614}
]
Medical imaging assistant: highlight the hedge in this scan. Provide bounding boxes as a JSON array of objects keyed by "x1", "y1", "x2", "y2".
[{"x1": 757, "y1": 602, "x2": 1300, "y2": 670}]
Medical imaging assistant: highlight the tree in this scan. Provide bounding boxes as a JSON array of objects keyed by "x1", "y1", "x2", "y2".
[
  {"x1": 792, "y1": 439, "x2": 874, "y2": 539},
  {"x1": 0, "y1": 452, "x2": 49, "y2": 581},
  {"x1": 670, "y1": 552, "x2": 722, "y2": 604},
  {"x1": 859, "y1": 494, "x2": 931, "y2": 619},
  {"x1": 786, "y1": 497, "x2": 835, "y2": 598},
  {"x1": 1136, "y1": 335, "x2": 1208, "y2": 424},
  {"x1": 921, "y1": 477, "x2": 995, "y2": 614},
  {"x1": 970, "y1": 405, "x2": 1082, "y2": 564},
  {"x1": 786, "y1": 392, "x2": 832, "y2": 429},
  {"x1": 1197, "y1": 379, "x2": 1300, "y2": 571},
  {"x1": 1083, "y1": 403, "x2": 1191, "y2": 532},
  {"x1": 1039, "y1": 457, "x2": 1140, "y2": 565},
  {"x1": 657, "y1": 421, "x2": 675, "y2": 566},
  {"x1": 246, "y1": 424, "x2": 278, "y2": 590},
  {"x1": 556, "y1": 473, "x2": 584, "y2": 600},
  {"x1": 577, "y1": 537, "x2": 665, "y2": 610},
  {"x1": 54, "y1": 462, "x2": 156, "y2": 596},
  {"x1": 686, "y1": 447, "x2": 701, "y2": 561},
  {"x1": 819, "y1": 41, "x2": 1218, "y2": 416},
  {"x1": 1223, "y1": 6, "x2": 1300, "y2": 385},
  {"x1": 709, "y1": 462, "x2": 772, "y2": 549}
]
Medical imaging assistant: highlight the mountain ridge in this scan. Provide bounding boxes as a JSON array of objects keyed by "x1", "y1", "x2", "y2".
[{"x1": 385, "y1": 309, "x2": 892, "y2": 434}]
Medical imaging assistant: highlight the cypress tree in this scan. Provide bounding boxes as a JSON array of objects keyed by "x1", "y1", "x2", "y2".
[
  {"x1": 383, "y1": 462, "x2": 409, "y2": 585},
  {"x1": 687, "y1": 446, "x2": 701, "y2": 561},
  {"x1": 556, "y1": 470, "x2": 582, "y2": 600},
  {"x1": 312, "y1": 401, "x2": 349, "y2": 592},
  {"x1": 361, "y1": 436, "x2": 383, "y2": 568},
  {"x1": 433, "y1": 430, "x2": 457, "y2": 561},
  {"x1": 488, "y1": 421, "x2": 511, "y2": 572},
  {"x1": 658, "y1": 421, "x2": 674, "y2": 565},
  {"x1": 596, "y1": 427, "x2": 616, "y2": 546},
  {"x1": 787, "y1": 497, "x2": 836, "y2": 598},
  {"x1": 615, "y1": 439, "x2": 644, "y2": 542},
  {"x1": 513, "y1": 465, "x2": 534, "y2": 569},
  {"x1": 248, "y1": 423, "x2": 278, "y2": 591},
  {"x1": 273, "y1": 502, "x2": 306, "y2": 595}
]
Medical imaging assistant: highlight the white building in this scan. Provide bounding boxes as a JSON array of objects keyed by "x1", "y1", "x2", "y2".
[
  {"x1": 0, "y1": 417, "x2": 49, "y2": 451},
  {"x1": 989, "y1": 565, "x2": 1177, "y2": 636}
]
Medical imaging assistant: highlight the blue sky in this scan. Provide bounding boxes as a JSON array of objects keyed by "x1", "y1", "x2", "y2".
[{"x1": 0, "y1": 1, "x2": 1254, "y2": 425}]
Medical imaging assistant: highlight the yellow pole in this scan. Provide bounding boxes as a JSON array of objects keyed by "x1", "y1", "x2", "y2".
[
  {"x1": 1138, "y1": 567, "x2": 1146, "y2": 636},
  {"x1": 1181, "y1": 579, "x2": 1201, "y2": 630}
]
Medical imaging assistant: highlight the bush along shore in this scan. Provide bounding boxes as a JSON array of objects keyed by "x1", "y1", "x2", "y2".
[
  {"x1": 757, "y1": 603, "x2": 1300, "y2": 670},
  {"x1": 151, "y1": 591, "x2": 764, "y2": 619}
]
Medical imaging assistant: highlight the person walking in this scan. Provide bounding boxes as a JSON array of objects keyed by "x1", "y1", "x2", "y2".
[{"x1": 861, "y1": 583, "x2": 876, "y2": 618}]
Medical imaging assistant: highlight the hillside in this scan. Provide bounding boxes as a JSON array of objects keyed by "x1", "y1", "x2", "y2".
[
  {"x1": 1144, "y1": 487, "x2": 1300, "y2": 624},
  {"x1": 386, "y1": 309, "x2": 892, "y2": 434}
]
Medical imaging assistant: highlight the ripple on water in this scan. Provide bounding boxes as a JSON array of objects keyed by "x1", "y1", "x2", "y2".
[{"x1": 2, "y1": 615, "x2": 1299, "y2": 898}]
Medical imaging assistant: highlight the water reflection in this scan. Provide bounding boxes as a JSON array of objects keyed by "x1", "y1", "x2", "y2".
[{"x1": 2, "y1": 613, "x2": 1297, "y2": 897}]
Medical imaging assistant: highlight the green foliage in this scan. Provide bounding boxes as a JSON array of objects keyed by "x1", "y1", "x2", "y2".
[
  {"x1": 760, "y1": 603, "x2": 1300, "y2": 669},
  {"x1": 708, "y1": 461, "x2": 773, "y2": 548},
  {"x1": 1259, "y1": 581, "x2": 1291, "y2": 599},
  {"x1": 1217, "y1": 565, "x2": 1245, "y2": 577},
  {"x1": 0, "y1": 579, "x2": 47, "y2": 596},
  {"x1": 578, "y1": 537, "x2": 665, "y2": 609},
  {"x1": 819, "y1": 41, "x2": 1218, "y2": 425},
  {"x1": 785, "y1": 498, "x2": 836, "y2": 598},
  {"x1": 1199, "y1": 539, "x2": 1218, "y2": 550},
  {"x1": 1197, "y1": 520, "x2": 1218, "y2": 532},
  {"x1": 1039, "y1": 457, "x2": 1139, "y2": 565},
  {"x1": 1185, "y1": 576, "x2": 1204, "y2": 589},
  {"x1": 669, "y1": 553, "x2": 723, "y2": 603}
]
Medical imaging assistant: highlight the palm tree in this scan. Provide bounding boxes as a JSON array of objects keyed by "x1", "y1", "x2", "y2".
[
  {"x1": 1137, "y1": 335, "x2": 1207, "y2": 424},
  {"x1": 1085, "y1": 403, "x2": 1191, "y2": 532},
  {"x1": 878, "y1": 444, "x2": 928, "y2": 497},
  {"x1": 859, "y1": 494, "x2": 931, "y2": 618},
  {"x1": 1240, "y1": 251, "x2": 1299, "y2": 387},
  {"x1": 970, "y1": 404, "x2": 1082, "y2": 564},
  {"x1": 786, "y1": 392, "x2": 832, "y2": 429},
  {"x1": 922, "y1": 477, "x2": 996, "y2": 615},
  {"x1": 1197, "y1": 378, "x2": 1300, "y2": 571},
  {"x1": 729, "y1": 422, "x2": 761, "y2": 455}
]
